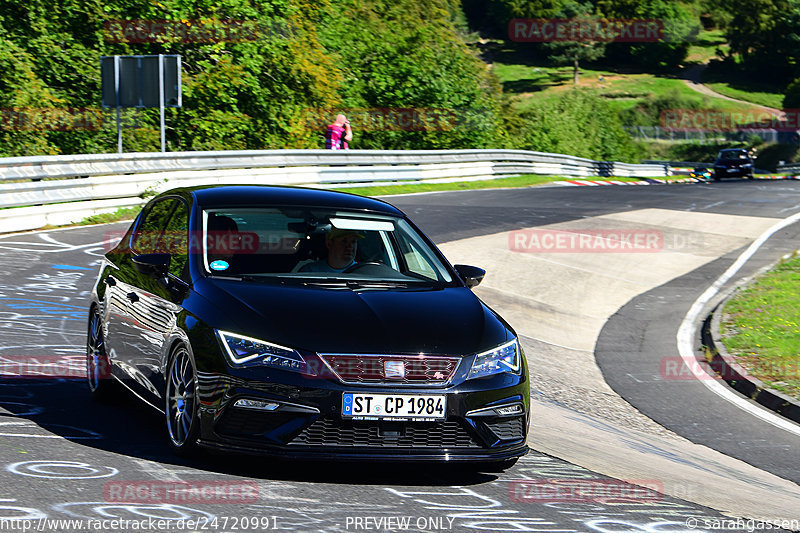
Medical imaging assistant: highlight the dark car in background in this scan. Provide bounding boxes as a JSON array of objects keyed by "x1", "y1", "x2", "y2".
[
  {"x1": 713, "y1": 148, "x2": 754, "y2": 180},
  {"x1": 87, "y1": 185, "x2": 529, "y2": 467}
]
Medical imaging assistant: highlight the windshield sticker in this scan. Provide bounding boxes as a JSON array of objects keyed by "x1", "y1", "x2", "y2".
[{"x1": 209, "y1": 260, "x2": 230, "y2": 271}]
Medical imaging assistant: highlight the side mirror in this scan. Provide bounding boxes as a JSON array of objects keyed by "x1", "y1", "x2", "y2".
[
  {"x1": 132, "y1": 253, "x2": 171, "y2": 280},
  {"x1": 454, "y1": 264, "x2": 485, "y2": 289}
]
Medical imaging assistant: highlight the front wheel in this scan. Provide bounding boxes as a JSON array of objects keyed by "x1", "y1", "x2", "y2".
[{"x1": 165, "y1": 344, "x2": 200, "y2": 455}]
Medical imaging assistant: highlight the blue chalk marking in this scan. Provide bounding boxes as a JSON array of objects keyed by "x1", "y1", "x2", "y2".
[{"x1": 52, "y1": 264, "x2": 92, "y2": 271}]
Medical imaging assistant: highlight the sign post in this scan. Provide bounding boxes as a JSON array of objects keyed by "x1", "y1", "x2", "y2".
[
  {"x1": 159, "y1": 54, "x2": 166, "y2": 152},
  {"x1": 114, "y1": 56, "x2": 122, "y2": 153}
]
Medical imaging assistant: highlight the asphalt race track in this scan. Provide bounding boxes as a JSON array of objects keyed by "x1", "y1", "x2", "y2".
[{"x1": 0, "y1": 179, "x2": 799, "y2": 532}]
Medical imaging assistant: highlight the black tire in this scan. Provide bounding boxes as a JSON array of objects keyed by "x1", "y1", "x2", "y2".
[
  {"x1": 86, "y1": 307, "x2": 117, "y2": 401},
  {"x1": 165, "y1": 344, "x2": 200, "y2": 455}
]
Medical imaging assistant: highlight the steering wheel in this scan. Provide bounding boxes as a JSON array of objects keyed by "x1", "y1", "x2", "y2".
[{"x1": 342, "y1": 261, "x2": 384, "y2": 274}]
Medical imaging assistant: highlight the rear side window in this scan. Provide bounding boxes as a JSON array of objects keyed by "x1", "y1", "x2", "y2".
[{"x1": 132, "y1": 197, "x2": 189, "y2": 278}]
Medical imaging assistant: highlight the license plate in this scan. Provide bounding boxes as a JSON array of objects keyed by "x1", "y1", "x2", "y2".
[{"x1": 342, "y1": 393, "x2": 446, "y2": 420}]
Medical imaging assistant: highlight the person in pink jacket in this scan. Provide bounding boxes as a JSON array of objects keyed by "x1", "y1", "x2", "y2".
[{"x1": 326, "y1": 114, "x2": 353, "y2": 149}]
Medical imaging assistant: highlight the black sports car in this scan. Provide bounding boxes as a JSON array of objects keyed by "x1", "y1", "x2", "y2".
[
  {"x1": 713, "y1": 148, "x2": 754, "y2": 180},
  {"x1": 87, "y1": 185, "x2": 529, "y2": 466}
]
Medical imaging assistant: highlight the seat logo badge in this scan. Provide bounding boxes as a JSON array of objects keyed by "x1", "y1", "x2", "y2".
[{"x1": 384, "y1": 361, "x2": 405, "y2": 379}]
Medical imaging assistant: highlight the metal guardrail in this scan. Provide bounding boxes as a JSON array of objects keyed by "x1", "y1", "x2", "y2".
[
  {"x1": 777, "y1": 162, "x2": 800, "y2": 173},
  {"x1": 642, "y1": 160, "x2": 711, "y2": 168},
  {"x1": 0, "y1": 149, "x2": 669, "y2": 233}
]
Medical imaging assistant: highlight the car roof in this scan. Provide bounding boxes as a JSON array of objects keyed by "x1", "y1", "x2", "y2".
[
  {"x1": 719, "y1": 148, "x2": 747, "y2": 153},
  {"x1": 158, "y1": 185, "x2": 403, "y2": 215}
]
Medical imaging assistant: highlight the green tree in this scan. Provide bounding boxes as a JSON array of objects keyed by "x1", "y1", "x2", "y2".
[
  {"x1": 598, "y1": 0, "x2": 699, "y2": 70},
  {"x1": 542, "y1": 1, "x2": 606, "y2": 85},
  {"x1": 316, "y1": 0, "x2": 504, "y2": 149},
  {"x1": 0, "y1": 0, "x2": 509, "y2": 155},
  {"x1": 784, "y1": 77, "x2": 800, "y2": 109},
  {"x1": 722, "y1": 0, "x2": 800, "y2": 82},
  {"x1": 461, "y1": 0, "x2": 566, "y2": 38}
]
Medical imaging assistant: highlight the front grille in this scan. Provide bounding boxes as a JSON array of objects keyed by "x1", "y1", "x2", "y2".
[
  {"x1": 483, "y1": 417, "x2": 525, "y2": 441},
  {"x1": 290, "y1": 418, "x2": 481, "y2": 448},
  {"x1": 318, "y1": 354, "x2": 459, "y2": 385}
]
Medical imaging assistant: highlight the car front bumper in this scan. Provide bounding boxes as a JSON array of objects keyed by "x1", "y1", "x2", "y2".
[{"x1": 195, "y1": 370, "x2": 530, "y2": 462}]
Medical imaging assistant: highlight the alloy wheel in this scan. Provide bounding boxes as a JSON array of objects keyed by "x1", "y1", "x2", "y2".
[{"x1": 166, "y1": 346, "x2": 198, "y2": 450}]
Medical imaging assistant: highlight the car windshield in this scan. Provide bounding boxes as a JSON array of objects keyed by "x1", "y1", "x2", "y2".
[
  {"x1": 200, "y1": 207, "x2": 454, "y2": 286},
  {"x1": 718, "y1": 150, "x2": 748, "y2": 160}
]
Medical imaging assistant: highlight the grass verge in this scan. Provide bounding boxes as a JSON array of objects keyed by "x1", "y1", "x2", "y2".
[
  {"x1": 702, "y1": 60, "x2": 785, "y2": 110},
  {"x1": 76, "y1": 206, "x2": 143, "y2": 226},
  {"x1": 720, "y1": 255, "x2": 800, "y2": 400}
]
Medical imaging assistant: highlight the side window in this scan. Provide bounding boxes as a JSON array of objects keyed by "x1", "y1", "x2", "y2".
[
  {"x1": 164, "y1": 202, "x2": 189, "y2": 278},
  {"x1": 131, "y1": 198, "x2": 189, "y2": 279},
  {"x1": 132, "y1": 199, "x2": 177, "y2": 254},
  {"x1": 403, "y1": 241, "x2": 438, "y2": 280}
]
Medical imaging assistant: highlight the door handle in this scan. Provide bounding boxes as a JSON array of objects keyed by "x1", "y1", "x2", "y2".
[{"x1": 126, "y1": 292, "x2": 139, "y2": 303}]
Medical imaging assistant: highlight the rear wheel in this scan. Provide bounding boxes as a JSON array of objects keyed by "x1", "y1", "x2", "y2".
[
  {"x1": 165, "y1": 344, "x2": 200, "y2": 454},
  {"x1": 86, "y1": 308, "x2": 117, "y2": 400}
]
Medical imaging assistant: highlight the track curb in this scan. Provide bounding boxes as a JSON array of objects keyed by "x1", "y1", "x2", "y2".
[
  {"x1": 557, "y1": 176, "x2": 799, "y2": 187},
  {"x1": 701, "y1": 278, "x2": 800, "y2": 425}
]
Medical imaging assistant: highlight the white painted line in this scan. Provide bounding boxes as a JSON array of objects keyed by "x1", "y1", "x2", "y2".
[{"x1": 677, "y1": 211, "x2": 800, "y2": 436}]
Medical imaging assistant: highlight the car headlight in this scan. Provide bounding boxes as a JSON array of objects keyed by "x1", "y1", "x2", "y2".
[
  {"x1": 216, "y1": 330, "x2": 313, "y2": 374},
  {"x1": 468, "y1": 339, "x2": 521, "y2": 379}
]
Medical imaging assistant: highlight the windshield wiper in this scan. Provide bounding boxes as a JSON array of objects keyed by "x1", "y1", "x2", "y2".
[{"x1": 301, "y1": 278, "x2": 412, "y2": 289}]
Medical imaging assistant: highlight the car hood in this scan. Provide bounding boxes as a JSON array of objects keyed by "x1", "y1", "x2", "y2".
[{"x1": 195, "y1": 279, "x2": 511, "y2": 356}]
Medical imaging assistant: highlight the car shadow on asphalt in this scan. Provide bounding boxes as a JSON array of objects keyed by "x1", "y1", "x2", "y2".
[{"x1": 0, "y1": 378, "x2": 502, "y2": 486}]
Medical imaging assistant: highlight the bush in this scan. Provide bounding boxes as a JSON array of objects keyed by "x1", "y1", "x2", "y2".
[
  {"x1": 620, "y1": 89, "x2": 708, "y2": 127},
  {"x1": 784, "y1": 78, "x2": 800, "y2": 109},
  {"x1": 509, "y1": 89, "x2": 642, "y2": 162}
]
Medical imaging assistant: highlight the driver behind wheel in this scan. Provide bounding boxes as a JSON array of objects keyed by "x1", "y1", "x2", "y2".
[{"x1": 299, "y1": 228, "x2": 364, "y2": 273}]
